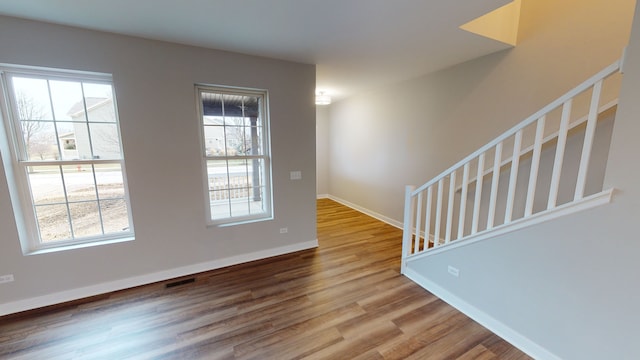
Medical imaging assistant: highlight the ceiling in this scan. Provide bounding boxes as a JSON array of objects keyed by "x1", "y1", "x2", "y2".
[{"x1": 0, "y1": 0, "x2": 513, "y2": 101}]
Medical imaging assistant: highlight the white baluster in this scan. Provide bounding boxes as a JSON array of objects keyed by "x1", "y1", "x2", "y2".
[
  {"x1": 434, "y1": 179, "x2": 444, "y2": 247},
  {"x1": 548, "y1": 99, "x2": 572, "y2": 209},
  {"x1": 504, "y1": 130, "x2": 523, "y2": 224},
  {"x1": 487, "y1": 142, "x2": 503, "y2": 229},
  {"x1": 413, "y1": 192, "x2": 423, "y2": 254},
  {"x1": 424, "y1": 186, "x2": 433, "y2": 250},
  {"x1": 401, "y1": 185, "x2": 415, "y2": 272},
  {"x1": 445, "y1": 171, "x2": 456, "y2": 243},
  {"x1": 457, "y1": 162, "x2": 470, "y2": 239},
  {"x1": 525, "y1": 116, "x2": 546, "y2": 216},
  {"x1": 471, "y1": 153, "x2": 485, "y2": 234},
  {"x1": 575, "y1": 80, "x2": 603, "y2": 200}
]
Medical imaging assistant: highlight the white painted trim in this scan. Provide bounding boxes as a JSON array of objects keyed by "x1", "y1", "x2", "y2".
[
  {"x1": 406, "y1": 188, "x2": 613, "y2": 260},
  {"x1": 328, "y1": 194, "x2": 403, "y2": 229},
  {"x1": 403, "y1": 267, "x2": 562, "y2": 360},
  {"x1": 316, "y1": 193, "x2": 329, "y2": 199},
  {"x1": 0, "y1": 240, "x2": 318, "y2": 316},
  {"x1": 196, "y1": 85, "x2": 274, "y2": 228}
]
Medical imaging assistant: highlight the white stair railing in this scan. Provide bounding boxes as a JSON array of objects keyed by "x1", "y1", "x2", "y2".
[{"x1": 401, "y1": 60, "x2": 621, "y2": 271}]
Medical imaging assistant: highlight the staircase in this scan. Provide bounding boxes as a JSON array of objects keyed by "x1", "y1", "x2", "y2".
[{"x1": 401, "y1": 60, "x2": 622, "y2": 272}]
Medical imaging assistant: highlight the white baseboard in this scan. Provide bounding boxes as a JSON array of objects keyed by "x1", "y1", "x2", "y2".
[
  {"x1": 327, "y1": 195, "x2": 403, "y2": 229},
  {"x1": 403, "y1": 267, "x2": 561, "y2": 360},
  {"x1": 0, "y1": 240, "x2": 318, "y2": 316},
  {"x1": 316, "y1": 193, "x2": 329, "y2": 199}
]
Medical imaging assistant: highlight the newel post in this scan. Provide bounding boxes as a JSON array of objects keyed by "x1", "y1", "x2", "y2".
[{"x1": 401, "y1": 185, "x2": 416, "y2": 275}]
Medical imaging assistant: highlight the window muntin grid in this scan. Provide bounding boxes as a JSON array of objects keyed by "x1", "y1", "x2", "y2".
[
  {"x1": 197, "y1": 86, "x2": 272, "y2": 225},
  {"x1": 0, "y1": 66, "x2": 134, "y2": 250}
]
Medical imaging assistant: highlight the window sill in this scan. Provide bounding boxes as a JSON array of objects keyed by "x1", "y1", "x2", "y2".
[
  {"x1": 24, "y1": 235, "x2": 135, "y2": 256},
  {"x1": 207, "y1": 215, "x2": 274, "y2": 228}
]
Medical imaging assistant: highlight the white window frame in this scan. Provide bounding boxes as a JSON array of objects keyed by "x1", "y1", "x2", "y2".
[
  {"x1": 196, "y1": 84, "x2": 273, "y2": 226},
  {"x1": 0, "y1": 65, "x2": 134, "y2": 254}
]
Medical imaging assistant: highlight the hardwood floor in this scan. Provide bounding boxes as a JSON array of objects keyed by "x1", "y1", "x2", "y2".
[{"x1": 0, "y1": 199, "x2": 531, "y2": 359}]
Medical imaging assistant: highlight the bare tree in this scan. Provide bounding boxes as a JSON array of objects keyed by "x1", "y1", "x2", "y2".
[
  {"x1": 94, "y1": 126, "x2": 121, "y2": 156},
  {"x1": 225, "y1": 117, "x2": 251, "y2": 155},
  {"x1": 31, "y1": 132, "x2": 56, "y2": 160},
  {"x1": 15, "y1": 91, "x2": 51, "y2": 159}
]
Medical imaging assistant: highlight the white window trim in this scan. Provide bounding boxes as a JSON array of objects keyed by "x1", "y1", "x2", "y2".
[
  {"x1": 196, "y1": 84, "x2": 274, "y2": 226},
  {"x1": 0, "y1": 64, "x2": 135, "y2": 254}
]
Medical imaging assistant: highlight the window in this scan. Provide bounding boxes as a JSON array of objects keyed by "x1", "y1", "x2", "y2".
[
  {"x1": 196, "y1": 85, "x2": 272, "y2": 225},
  {"x1": 0, "y1": 65, "x2": 134, "y2": 252}
]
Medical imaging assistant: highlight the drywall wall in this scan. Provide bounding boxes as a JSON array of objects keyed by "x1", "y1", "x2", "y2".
[
  {"x1": 0, "y1": 16, "x2": 317, "y2": 312},
  {"x1": 328, "y1": 0, "x2": 635, "y2": 224}
]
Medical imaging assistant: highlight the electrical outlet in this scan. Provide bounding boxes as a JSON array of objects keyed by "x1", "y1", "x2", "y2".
[
  {"x1": 0, "y1": 274, "x2": 14, "y2": 284},
  {"x1": 447, "y1": 266, "x2": 459, "y2": 277},
  {"x1": 280, "y1": 227, "x2": 288, "y2": 234},
  {"x1": 290, "y1": 171, "x2": 302, "y2": 180}
]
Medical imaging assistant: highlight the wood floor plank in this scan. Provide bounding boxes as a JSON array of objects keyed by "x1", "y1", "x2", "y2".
[
  {"x1": 304, "y1": 321, "x2": 403, "y2": 360},
  {"x1": 0, "y1": 199, "x2": 531, "y2": 359},
  {"x1": 457, "y1": 344, "x2": 499, "y2": 360}
]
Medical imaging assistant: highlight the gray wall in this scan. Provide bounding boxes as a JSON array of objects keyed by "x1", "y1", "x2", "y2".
[{"x1": 0, "y1": 16, "x2": 317, "y2": 310}]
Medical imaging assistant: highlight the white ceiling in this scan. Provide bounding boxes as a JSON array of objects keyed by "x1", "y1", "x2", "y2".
[{"x1": 0, "y1": 0, "x2": 513, "y2": 101}]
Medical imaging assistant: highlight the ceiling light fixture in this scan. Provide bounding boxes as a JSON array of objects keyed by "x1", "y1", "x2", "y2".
[{"x1": 315, "y1": 91, "x2": 331, "y2": 105}]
